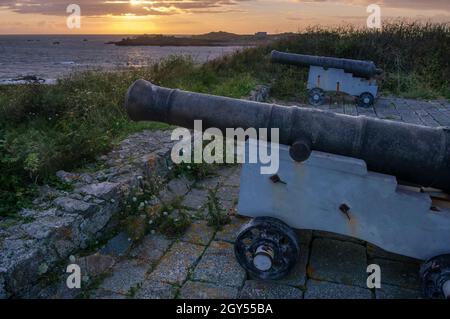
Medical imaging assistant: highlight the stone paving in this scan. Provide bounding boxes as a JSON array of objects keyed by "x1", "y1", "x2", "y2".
[
  {"x1": 85, "y1": 176, "x2": 419, "y2": 300},
  {"x1": 84, "y1": 96, "x2": 450, "y2": 300},
  {"x1": 278, "y1": 95, "x2": 450, "y2": 127},
  {"x1": 85, "y1": 160, "x2": 424, "y2": 299}
]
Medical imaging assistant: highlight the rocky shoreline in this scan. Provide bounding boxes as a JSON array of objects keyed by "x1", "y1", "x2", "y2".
[{"x1": 0, "y1": 76, "x2": 57, "y2": 85}]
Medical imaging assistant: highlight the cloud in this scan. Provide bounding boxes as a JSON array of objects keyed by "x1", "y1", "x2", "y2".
[
  {"x1": 294, "y1": 0, "x2": 450, "y2": 12},
  {"x1": 0, "y1": 0, "x2": 250, "y2": 16}
]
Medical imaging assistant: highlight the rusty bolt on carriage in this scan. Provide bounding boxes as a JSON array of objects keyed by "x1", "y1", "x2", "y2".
[{"x1": 125, "y1": 55, "x2": 450, "y2": 299}]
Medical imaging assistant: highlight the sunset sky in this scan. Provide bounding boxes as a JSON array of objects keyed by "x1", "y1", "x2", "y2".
[{"x1": 0, "y1": 1, "x2": 448, "y2": 34}]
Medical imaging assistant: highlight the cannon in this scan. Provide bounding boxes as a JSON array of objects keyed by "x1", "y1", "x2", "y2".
[
  {"x1": 125, "y1": 79, "x2": 450, "y2": 299},
  {"x1": 271, "y1": 50, "x2": 383, "y2": 107}
]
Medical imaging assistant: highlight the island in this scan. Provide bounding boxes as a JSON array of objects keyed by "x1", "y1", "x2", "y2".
[{"x1": 109, "y1": 31, "x2": 294, "y2": 46}]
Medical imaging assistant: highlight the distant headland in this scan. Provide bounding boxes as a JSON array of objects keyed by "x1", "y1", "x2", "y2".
[{"x1": 108, "y1": 31, "x2": 294, "y2": 46}]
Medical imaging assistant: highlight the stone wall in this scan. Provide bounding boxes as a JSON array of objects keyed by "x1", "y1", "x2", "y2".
[{"x1": 0, "y1": 130, "x2": 174, "y2": 298}]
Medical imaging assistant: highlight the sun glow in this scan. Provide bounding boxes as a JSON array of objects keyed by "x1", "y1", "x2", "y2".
[
  {"x1": 0, "y1": 0, "x2": 447, "y2": 35},
  {"x1": 129, "y1": 0, "x2": 157, "y2": 5}
]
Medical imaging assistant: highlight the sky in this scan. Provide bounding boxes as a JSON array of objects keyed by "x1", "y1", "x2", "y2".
[{"x1": 0, "y1": 0, "x2": 448, "y2": 34}]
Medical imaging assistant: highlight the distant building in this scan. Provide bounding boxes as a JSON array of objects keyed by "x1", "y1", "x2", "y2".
[{"x1": 254, "y1": 32, "x2": 268, "y2": 38}]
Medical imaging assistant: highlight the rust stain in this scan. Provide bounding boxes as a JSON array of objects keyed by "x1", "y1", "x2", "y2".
[
  {"x1": 306, "y1": 265, "x2": 314, "y2": 278},
  {"x1": 339, "y1": 204, "x2": 358, "y2": 237},
  {"x1": 348, "y1": 215, "x2": 358, "y2": 238}
]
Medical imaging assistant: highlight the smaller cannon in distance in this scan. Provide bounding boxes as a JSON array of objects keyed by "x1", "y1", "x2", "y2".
[{"x1": 271, "y1": 50, "x2": 383, "y2": 107}]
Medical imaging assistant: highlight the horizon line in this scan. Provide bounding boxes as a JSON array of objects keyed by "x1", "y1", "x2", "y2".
[{"x1": 0, "y1": 32, "x2": 284, "y2": 36}]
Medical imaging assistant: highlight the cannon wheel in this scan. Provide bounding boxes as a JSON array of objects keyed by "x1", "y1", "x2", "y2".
[
  {"x1": 420, "y1": 254, "x2": 450, "y2": 299},
  {"x1": 358, "y1": 92, "x2": 375, "y2": 108},
  {"x1": 308, "y1": 88, "x2": 325, "y2": 106},
  {"x1": 234, "y1": 217, "x2": 300, "y2": 280}
]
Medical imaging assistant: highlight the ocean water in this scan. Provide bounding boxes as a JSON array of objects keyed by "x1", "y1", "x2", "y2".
[{"x1": 0, "y1": 35, "x2": 243, "y2": 84}]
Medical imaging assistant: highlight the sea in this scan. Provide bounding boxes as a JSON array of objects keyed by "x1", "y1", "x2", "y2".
[{"x1": 0, "y1": 35, "x2": 244, "y2": 84}]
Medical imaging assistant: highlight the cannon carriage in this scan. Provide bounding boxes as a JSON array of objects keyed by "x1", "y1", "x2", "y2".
[
  {"x1": 125, "y1": 79, "x2": 450, "y2": 299},
  {"x1": 271, "y1": 50, "x2": 383, "y2": 107}
]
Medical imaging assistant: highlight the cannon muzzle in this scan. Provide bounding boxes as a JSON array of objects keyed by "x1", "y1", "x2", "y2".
[
  {"x1": 125, "y1": 79, "x2": 450, "y2": 192},
  {"x1": 271, "y1": 50, "x2": 383, "y2": 78}
]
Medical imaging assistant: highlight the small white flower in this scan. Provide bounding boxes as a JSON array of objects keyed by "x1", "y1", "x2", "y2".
[
  {"x1": 132, "y1": 197, "x2": 137, "y2": 202},
  {"x1": 151, "y1": 230, "x2": 156, "y2": 235},
  {"x1": 163, "y1": 211, "x2": 168, "y2": 216}
]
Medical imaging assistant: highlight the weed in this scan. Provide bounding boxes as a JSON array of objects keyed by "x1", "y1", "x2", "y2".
[{"x1": 206, "y1": 189, "x2": 230, "y2": 231}]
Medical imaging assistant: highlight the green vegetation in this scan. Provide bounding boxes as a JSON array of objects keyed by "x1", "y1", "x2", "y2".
[
  {"x1": 120, "y1": 174, "x2": 191, "y2": 239},
  {"x1": 206, "y1": 189, "x2": 231, "y2": 231},
  {"x1": 1, "y1": 21, "x2": 449, "y2": 217},
  {"x1": 206, "y1": 21, "x2": 450, "y2": 101},
  {"x1": 170, "y1": 161, "x2": 218, "y2": 182},
  {"x1": 149, "y1": 204, "x2": 192, "y2": 239}
]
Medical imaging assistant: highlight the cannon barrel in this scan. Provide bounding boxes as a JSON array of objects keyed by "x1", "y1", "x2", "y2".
[
  {"x1": 125, "y1": 79, "x2": 450, "y2": 192},
  {"x1": 271, "y1": 50, "x2": 383, "y2": 78}
]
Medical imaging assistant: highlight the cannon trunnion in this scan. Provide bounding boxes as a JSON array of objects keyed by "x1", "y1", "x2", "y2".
[{"x1": 125, "y1": 79, "x2": 450, "y2": 299}]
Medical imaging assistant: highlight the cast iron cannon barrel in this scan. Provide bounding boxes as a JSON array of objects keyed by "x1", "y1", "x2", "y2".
[
  {"x1": 125, "y1": 79, "x2": 450, "y2": 192},
  {"x1": 271, "y1": 50, "x2": 383, "y2": 78}
]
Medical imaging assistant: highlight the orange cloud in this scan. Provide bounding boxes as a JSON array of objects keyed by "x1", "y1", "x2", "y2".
[
  {"x1": 0, "y1": 0, "x2": 252, "y2": 16},
  {"x1": 294, "y1": 0, "x2": 449, "y2": 11}
]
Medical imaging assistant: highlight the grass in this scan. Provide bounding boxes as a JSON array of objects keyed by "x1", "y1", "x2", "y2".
[
  {"x1": 206, "y1": 189, "x2": 231, "y2": 231},
  {"x1": 1, "y1": 21, "x2": 449, "y2": 218}
]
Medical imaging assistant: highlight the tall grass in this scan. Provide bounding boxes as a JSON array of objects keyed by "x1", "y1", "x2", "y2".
[
  {"x1": 207, "y1": 21, "x2": 450, "y2": 99},
  {"x1": 0, "y1": 21, "x2": 449, "y2": 217}
]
